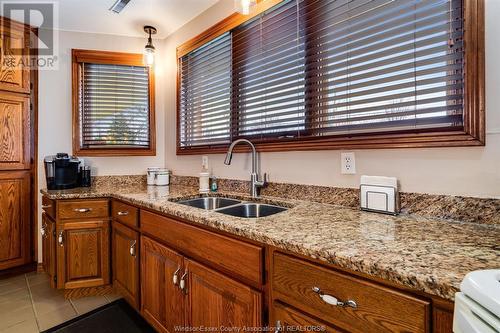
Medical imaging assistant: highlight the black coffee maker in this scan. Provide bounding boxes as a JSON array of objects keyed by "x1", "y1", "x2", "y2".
[{"x1": 44, "y1": 153, "x2": 90, "y2": 190}]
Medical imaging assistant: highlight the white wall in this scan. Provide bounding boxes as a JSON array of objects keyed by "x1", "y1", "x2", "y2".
[
  {"x1": 163, "y1": 0, "x2": 500, "y2": 199},
  {"x1": 37, "y1": 30, "x2": 166, "y2": 260},
  {"x1": 38, "y1": 30, "x2": 166, "y2": 181}
]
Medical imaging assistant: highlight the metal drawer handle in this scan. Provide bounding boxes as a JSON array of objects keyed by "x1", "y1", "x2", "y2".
[
  {"x1": 42, "y1": 204, "x2": 52, "y2": 209},
  {"x1": 172, "y1": 266, "x2": 181, "y2": 285},
  {"x1": 312, "y1": 286, "x2": 357, "y2": 309},
  {"x1": 129, "y1": 240, "x2": 137, "y2": 257},
  {"x1": 58, "y1": 231, "x2": 64, "y2": 246},
  {"x1": 117, "y1": 211, "x2": 129, "y2": 216},
  {"x1": 74, "y1": 208, "x2": 92, "y2": 213},
  {"x1": 179, "y1": 270, "x2": 188, "y2": 293},
  {"x1": 274, "y1": 320, "x2": 282, "y2": 333}
]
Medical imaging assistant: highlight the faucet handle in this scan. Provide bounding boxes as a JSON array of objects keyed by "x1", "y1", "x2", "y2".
[{"x1": 255, "y1": 173, "x2": 267, "y2": 187}]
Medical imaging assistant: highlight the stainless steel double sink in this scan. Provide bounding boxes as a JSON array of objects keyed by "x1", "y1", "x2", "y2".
[{"x1": 176, "y1": 197, "x2": 287, "y2": 218}]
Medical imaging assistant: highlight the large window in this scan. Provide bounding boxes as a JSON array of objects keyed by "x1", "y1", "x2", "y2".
[
  {"x1": 177, "y1": 0, "x2": 484, "y2": 154},
  {"x1": 72, "y1": 49, "x2": 155, "y2": 156}
]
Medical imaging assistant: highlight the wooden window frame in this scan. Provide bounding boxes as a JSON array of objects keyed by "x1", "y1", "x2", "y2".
[
  {"x1": 176, "y1": 0, "x2": 484, "y2": 155},
  {"x1": 72, "y1": 49, "x2": 156, "y2": 157}
]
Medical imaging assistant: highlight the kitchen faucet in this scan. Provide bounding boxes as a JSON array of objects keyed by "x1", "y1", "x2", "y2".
[{"x1": 224, "y1": 139, "x2": 267, "y2": 198}]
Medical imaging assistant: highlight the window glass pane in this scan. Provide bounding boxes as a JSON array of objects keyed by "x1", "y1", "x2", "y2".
[
  {"x1": 80, "y1": 63, "x2": 150, "y2": 148},
  {"x1": 179, "y1": 32, "x2": 232, "y2": 147},
  {"x1": 233, "y1": 0, "x2": 306, "y2": 139},
  {"x1": 177, "y1": 0, "x2": 465, "y2": 150}
]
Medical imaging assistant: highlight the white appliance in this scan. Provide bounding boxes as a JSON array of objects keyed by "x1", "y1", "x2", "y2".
[{"x1": 453, "y1": 270, "x2": 500, "y2": 332}]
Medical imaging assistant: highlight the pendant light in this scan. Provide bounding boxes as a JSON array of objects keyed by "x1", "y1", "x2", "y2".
[
  {"x1": 143, "y1": 25, "x2": 157, "y2": 66},
  {"x1": 234, "y1": 0, "x2": 256, "y2": 15}
]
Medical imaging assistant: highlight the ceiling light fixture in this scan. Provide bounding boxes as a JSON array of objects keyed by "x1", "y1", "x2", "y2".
[
  {"x1": 235, "y1": 0, "x2": 257, "y2": 15},
  {"x1": 143, "y1": 25, "x2": 157, "y2": 67}
]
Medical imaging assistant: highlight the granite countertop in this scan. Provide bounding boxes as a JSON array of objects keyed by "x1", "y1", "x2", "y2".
[{"x1": 42, "y1": 183, "x2": 500, "y2": 302}]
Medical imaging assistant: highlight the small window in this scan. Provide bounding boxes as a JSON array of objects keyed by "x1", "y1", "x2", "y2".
[{"x1": 72, "y1": 49, "x2": 155, "y2": 156}]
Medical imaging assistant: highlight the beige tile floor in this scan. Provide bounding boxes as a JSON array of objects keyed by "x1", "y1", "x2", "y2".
[{"x1": 0, "y1": 272, "x2": 121, "y2": 332}]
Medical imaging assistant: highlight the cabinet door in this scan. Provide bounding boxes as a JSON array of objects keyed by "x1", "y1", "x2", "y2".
[
  {"x1": 41, "y1": 213, "x2": 56, "y2": 288},
  {"x1": 0, "y1": 171, "x2": 30, "y2": 270},
  {"x1": 185, "y1": 259, "x2": 262, "y2": 331},
  {"x1": 141, "y1": 236, "x2": 184, "y2": 333},
  {"x1": 112, "y1": 221, "x2": 139, "y2": 308},
  {"x1": 56, "y1": 220, "x2": 110, "y2": 289},
  {"x1": 271, "y1": 302, "x2": 342, "y2": 333},
  {"x1": 0, "y1": 93, "x2": 30, "y2": 170},
  {"x1": 0, "y1": 19, "x2": 30, "y2": 93}
]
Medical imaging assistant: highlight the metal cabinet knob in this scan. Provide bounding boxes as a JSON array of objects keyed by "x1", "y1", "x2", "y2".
[
  {"x1": 129, "y1": 240, "x2": 137, "y2": 257},
  {"x1": 179, "y1": 270, "x2": 188, "y2": 293},
  {"x1": 40, "y1": 227, "x2": 46, "y2": 237},
  {"x1": 172, "y1": 266, "x2": 181, "y2": 285},
  {"x1": 274, "y1": 320, "x2": 282, "y2": 333},
  {"x1": 312, "y1": 286, "x2": 357, "y2": 309},
  {"x1": 74, "y1": 208, "x2": 91, "y2": 213},
  {"x1": 58, "y1": 231, "x2": 64, "y2": 246}
]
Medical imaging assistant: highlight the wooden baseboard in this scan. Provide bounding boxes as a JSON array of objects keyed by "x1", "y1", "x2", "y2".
[
  {"x1": 64, "y1": 284, "x2": 113, "y2": 299},
  {"x1": 0, "y1": 262, "x2": 37, "y2": 279},
  {"x1": 37, "y1": 263, "x2": 44, "y2": 273}
]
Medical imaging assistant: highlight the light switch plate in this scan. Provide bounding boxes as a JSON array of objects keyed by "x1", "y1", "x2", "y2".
[{"x1": 341, "y1": 152, "x2": 356, "y2": 174}]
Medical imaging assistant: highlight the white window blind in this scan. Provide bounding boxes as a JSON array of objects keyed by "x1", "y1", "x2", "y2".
[{"x1": 80, "y1": 63, "x2": 151, "y2": 148}]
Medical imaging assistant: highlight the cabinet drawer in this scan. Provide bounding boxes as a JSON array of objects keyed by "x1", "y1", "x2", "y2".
[
  {"x1": 112, "y1": 200, "x2": 138, "y2": 228},
  {"x1": 141, "y1": 210, "x2": 264, "y2": 286},
  {"x1": 42, "y1": 196, "x2": 55, "y2": 219},
  {"x1": 271, "y1": 302, "x2": 342, "y2": 333},
  {"x1": 272, "y1": 253, "x2": 430, "y2": 333},
  {"x1": 57, "y1": 200, "x2": 109, "y2": 220}
]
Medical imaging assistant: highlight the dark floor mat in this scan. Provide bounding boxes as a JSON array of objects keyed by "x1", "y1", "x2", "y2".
[{"x1": 42, "y1": 299, "x2": 155, "y2": 333}]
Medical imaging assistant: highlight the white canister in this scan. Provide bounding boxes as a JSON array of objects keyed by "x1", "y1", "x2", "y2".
[
  {"x1": 156, "y1": 169, "x2": 171, "y2": 186},
  {"x1": 199, "y1": 172, "x2": 210, "y2": 193},
  {"x1": 147, "y1": 167, "x2": 161, "y2": 185}
]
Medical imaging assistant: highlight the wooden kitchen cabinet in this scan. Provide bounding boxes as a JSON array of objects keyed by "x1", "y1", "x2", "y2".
[
  {"x1": 0, "y1": 18, "x2": 30, "y2": 94},
  {"x1": 112, "y1": 221, "x2": 140, "y2": 308},
  {"x1": 0, "y1": 171, "x2": 31, "y2": 270},
  {"x1": 40, "y1": 197, "x2": 111, "y2": 293},
  {"x1": 271, "y1": 302, "x2": 342, "y2": 333},
  {"x1": 56, "y1": 219, "x2": 110, "y2": 289},
  {"x1": 141, "y1": 236, "x2": 184, "y2": 333},
  {"x1": 272, "y1": 252, "x2": 430, "y2": 333},
  {"x1": 140, "y1": 234, "x2": 263, "y2": 333},
  {"x1": 185, "y1": 259, "x2": 262, "y2": 330},
  {"x1": 41, "y1": 213, "x2": 56, "y2": 288},
  {"x1": 0, "y1": 93, "x2": 31, "y2": 170}
]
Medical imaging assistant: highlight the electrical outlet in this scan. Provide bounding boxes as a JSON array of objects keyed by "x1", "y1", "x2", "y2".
[
  {"x1": 341, "y1": 152, "x2": 356, "y2": 174},
  {"x1": 201, "y1": 156, "x2": 209, "y2": 170}
]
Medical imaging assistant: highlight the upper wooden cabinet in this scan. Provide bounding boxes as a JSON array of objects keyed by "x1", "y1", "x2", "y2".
[
  {"x1": 0, "y1": 93, "x2": 30, "y2": 170},
  {"x1": 0, "y1": 19, "x2": 30, "y2": 94},
  {"x1": 0, "y1": 170, "x2": 30, "y2": 270},
  {"x1": 56, "y1": 220, "x2": 110, "y2": 289}
]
